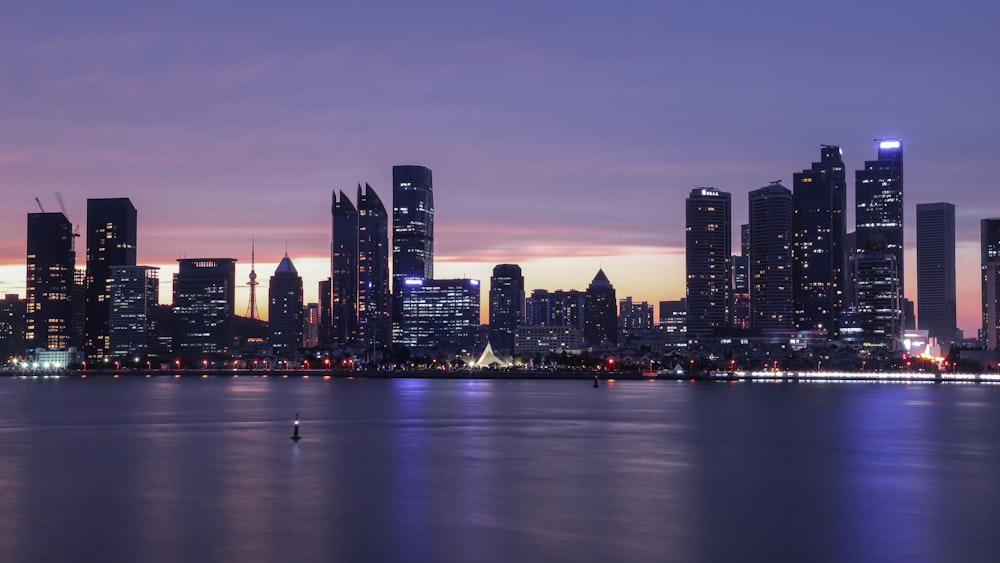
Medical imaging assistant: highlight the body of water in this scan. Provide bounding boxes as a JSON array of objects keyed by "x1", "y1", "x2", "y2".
[{"x1": 2, "y1": 377, "x2": 999, "y2": 562}]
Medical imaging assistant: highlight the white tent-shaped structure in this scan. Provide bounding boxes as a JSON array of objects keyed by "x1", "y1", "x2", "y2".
[{"x1": 473, "y1": 342, "x2": 510, "y2": 368}]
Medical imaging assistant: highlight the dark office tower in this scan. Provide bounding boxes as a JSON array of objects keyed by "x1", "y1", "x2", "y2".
[
  {"x1": 856, "y1": 139, "x2": 904, "y2": 299},
  {"x1": 84, "y1": 198, "x2": 137, "y2": 361},
  {"x1": 748, "y1": 183, "x2": 794, "y2": 338},
  {"x1": 392, "y1": 165, "x2": 434, "y2": 285},
  {"x1": 981, "y1": 219, "x2": 1000, "y2": 350},
  {"x1": 394, "y1": 278, "x2": 479, "y2": 353},
  {"x1": 843, "y1": 231, "x2": 857, "y2": 311},
  {"x1": 854, "y1": 236, "x2": 901, "y2": 350},
  {"x1": 318, "y1": 278, "x2": 332, "y2": 345},
  {"x1": 0, "y1": 294, "x2": 27, "y2": 361},
  {"x1": 659, "y1": 298, "x2": 687, "y2": 344},
  {"x1": 917, "y1": 203, "x2": 956, "y2": 345},
  {"x1": 793, "y1": 145, "x2": 847, "y2": 339},
  {"x1": 357, "y1": 183, "x2": 391, "y2": 351},
  {"x1": 331, "y1": 191, "x2": 358, "y2": 345},
  {"x1": 584, "y1": 269, "x2": 617, "y2": 345},
  {"x1": 109, "y1": 266, "x2": 159, "y2": 358},
  {"x1": 173, "y1": 258, "x2": 237, "y2": 360},
  {"x1": 26, "y1": 212, "x2": 76, "y2": 353},
  {"x1": 489, "y1": 264, "x2": 524, "y2": 355},
  {"x1": 685, "y1": 188, "x2": 731, "y2": 339},
  {"x1": 268, "y1": 254, "x2": 304, "y2": 357},
  {"x1": 741, "y1": 223, "x2": 750, "y2": 258}
]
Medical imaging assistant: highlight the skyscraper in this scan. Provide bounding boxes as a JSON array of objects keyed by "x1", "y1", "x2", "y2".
[
  {"x1": 489, "y1": 264, "x2": 524, "y2": 355},
  {"x1": 173, "y1": 258, "x2": 237, "y2": 360},
  {"x1": 685, "y1": 188, "x2": 731, "y2": 340},
  {"x1": 584, "y1": 269, "x2": 617, "y2": 345},
  {"x1": 854, "y1": 237, "x2": 901, "y2": 350},
  {"x1": 331, "y1": 190, "x2": 358, "y2": 345},
  {"x1": 268, "y1": 254, "x2": 304, "y2": 357},
  {"x1": 357, "y1": 183, "x2": 391, "y2": 351},
  {"x1": 85, "y1": 198, "x2": 137, "y2": 361},
  {"x1": 916, "y1": 203, "x2": 956, "y2": 345},
  {"x1": 748, "y1": 182, "x2": 793, "y2": 338},
  {"x1": 618, "y1": 297, "x2": 654, "y2": 336},
  {"x1": 793, "y1": 145, "x2": 847, "y2": 339},
  {"x1": 392, "y1": 165, "x2": 434, "y2": 285},
  {"x1": 26, "y1": 212, "x2": 76, "y2": 354},
  {"x1": 0, "y1": 294, "x2": 27, "y2": 362},
  {"x1": 856, "y1": 139, "x2": 903, "y2": 333},
  {"x1": 981, "y1": 219, "x2": 1000, "y2": 350},
  {"x1": 318, "y1": 278, "x2": 332, "y2": 346},
  {"x1": 108, "y1": 266, "x2": 159, "y2": 358}
]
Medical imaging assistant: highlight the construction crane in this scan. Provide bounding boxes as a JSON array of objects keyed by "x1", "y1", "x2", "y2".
[
  {"x1": 54, "y1": 191, "x2": 81, "y2": 239},
  {"x1": 34, "y1": 197, "x2": 45, "y2": 212}
]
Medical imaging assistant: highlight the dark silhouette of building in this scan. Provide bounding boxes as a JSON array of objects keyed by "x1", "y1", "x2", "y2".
[
  {"x1": 748, "y1": 182, "x2": 793, "y2": 338},
  {"x1": 26, "y1": 212, "x2": 76, "y2": 354},
  {"x1": 268, "y1": 253, "x2": 303, "y2": 357},
  {"x1": 584, "y1": 269, "x2": 617, "y2": 345},
  {"x1": 318, "y1": 278, "x2": 332, "y2": 345},
  {"x1": 331, "y1": 190, "x2": 358, "y2": 345},
  {"x1": 793, "y1": 145, "x2": 847, "y2": 339},
  {"x1": 392, "y1": 165, "x2": 434, "y2": 285},
  {"x1": 489, "y1": 264, "x2": 524, "y2": 355},
  {"x1": 84, "y1": 198, "x2": 136, "y2": 361},
  {"x1": 659, "y1": 298, "x2": 687, "y2": 344},
  {"x1": 916, "y1": 203, "x2": 956, "y2": 345},
  {"x1": 173, "y1": 258, "x2": 236, "y2": 360},
  {"x1": 0, "y1": 294, "x2": 26, "y2": 362},
  {"x1": 856, "y1": 139, "x2": 904, "y2": 336},
  {"x1": 685, "y1": 188, "x2": 731, "y2": 340},
  {"x1": 357, "y1": 184, "x2": 391, "y2": 353},
  {"x1": 981, "y1": 219, "x2": 1000, "y2": 350},
  {"x1": 526, "y1": 289, "x2": 585, "y2": 330},
  {"x1": 394, "y1": 278, "x2": 479, "y2": 354},
  {"x1": 108, "y1": 266, "x2": 159, "y2": 359}
]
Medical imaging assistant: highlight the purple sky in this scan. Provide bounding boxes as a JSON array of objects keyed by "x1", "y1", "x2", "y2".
[{"x1": 2, "y1": 1, "x2": 998, "y2": 334}]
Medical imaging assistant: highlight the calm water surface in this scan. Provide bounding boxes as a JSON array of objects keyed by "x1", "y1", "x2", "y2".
[{"x1": 2, "y1": 377, "x2": 1000, "y2": 562}]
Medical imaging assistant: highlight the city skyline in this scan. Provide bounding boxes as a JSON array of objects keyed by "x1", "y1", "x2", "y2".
[{"x1": 1, "y1": 1, "x2": 998, "y2": 336}]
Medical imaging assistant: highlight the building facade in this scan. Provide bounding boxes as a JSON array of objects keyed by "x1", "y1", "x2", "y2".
[
  {"x1": 685, "y1": 188, "x2": 731, "y2": 339},
  {"x1": 856, "y1": 139, "x2": 904, "y2": 334},
  {"x1": 108, "y1": 265, "x2": 159, "y2": 359},
  {"x1": 84, "y1": 198, "x2": 137, "y2": 360},
  {"x1": 173, "y1": 258, "x2": 237, "y2": 360},
  {"x1": 748, "y1": 182, "x2": 793, "y2": 338},
  {"x1": 619, "y1": 297, "x2": 654, "y2": 337},
  {"x1": 394, "y1": 278, "x2": 479, "y2": 354},
  {"x1": 584, "y1": 270, "x2": 617, "y2": 346},
  {"x1": 0, "y1": 294, "x2": 26, "y2": 363},
  {"x1": 489, "y1": 264, "x2": 524, "y2": 355},
  {"x1": 792, "y1": 145, "x2": 847, "y2": 339},
  {"x1": 269, "y1": 254, "x2": 304, "y2": 357},
  {"x1": 392, "y1": 165, "x2": 434, "y2": 285},
  {"x1": 854, "y1": 242, "x2": 901, "y2": 351},
  {"x1": 26, "y1": 212, "x2": 77, "y2": 354},
  {"x1": 331, "y1": 190, "x2": 358, "y2": 345},
  {"x1": 357, "y1": 184, "x2": 391, "y2": 352},
  {"x1": 982, "y1": 219, "x2": 1000, "y2": 350},
  {"x1": 916, "y1": 203, "x2": 956, "y2": 345}
]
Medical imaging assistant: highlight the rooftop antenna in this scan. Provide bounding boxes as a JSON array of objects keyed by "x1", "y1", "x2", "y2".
[{"x1": 246, "y1": 239, "x2": 261, "y2": 320}]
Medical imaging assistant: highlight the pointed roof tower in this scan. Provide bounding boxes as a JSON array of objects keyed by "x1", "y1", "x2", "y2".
[{"x1": 275, "y1": 252, "x2": 298, "y2": 275}]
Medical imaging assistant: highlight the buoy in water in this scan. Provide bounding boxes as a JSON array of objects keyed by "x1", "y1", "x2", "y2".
[
  {"x1": 593, "y1": 375, "x2": 599, "y2": 388},
  {"x1": 291, "y1": 413, "x2": 301, "y2": 441}
]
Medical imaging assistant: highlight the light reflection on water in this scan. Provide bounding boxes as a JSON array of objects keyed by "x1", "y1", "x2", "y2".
[{"x1": 1, "y1": 378, "x2": 999, "y2": 562}]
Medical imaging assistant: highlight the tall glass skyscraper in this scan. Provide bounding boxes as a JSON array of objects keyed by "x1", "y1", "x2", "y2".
[
  {"x1": 584, "y1": 269, "x2": 617, "y2": 345},
  {"x1": 85, "y1": 198, "x2": 137, "y2": 360},
  {"x1": 392, "y1": 165, "x2": 434, "y2": 285},
  {"x1": 26, "y1": 212, "x2": 76, "y2": 353},
  {"x1": 856, "y1": 139, "x2": 904, "y2": 339},
  {"x1": 108, "y1": 265, "x2": 159, "y2": 358},
  {"x1": 685, "y1": 188, "x2": 731, "y2": 340},
  {"x1": 748, "y1": 182, "x2": 793, "y2": 338},
  {"x1": 916, "y1": 202, "x2": 956, "y2": 345},
  {"x1": 357, "y1": 184, "x2": 391, "y2": 352},
  {"x1": 331, "y1": 191, "x2": 358, "y2": 345},
  {"x1": 793, "y1": 145, "x2": 847, "y2": 339},
  {"x1": 394, "y1": 278, "x2": 479, "y2": 353}
]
